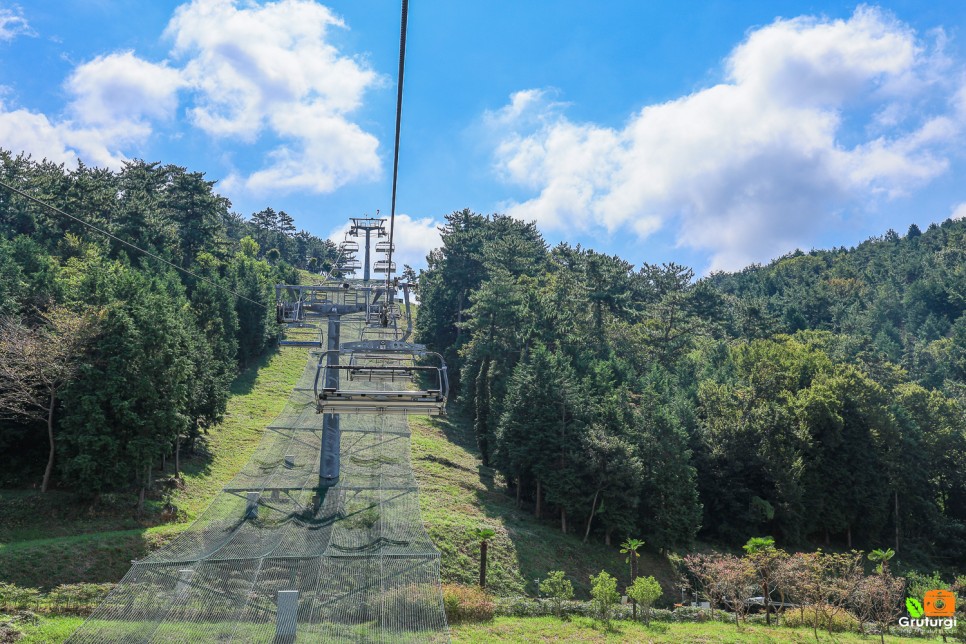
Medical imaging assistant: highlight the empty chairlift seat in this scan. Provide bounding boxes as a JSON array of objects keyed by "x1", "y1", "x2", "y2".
[
  {"x1": 314, "y1": 341, "x2": 448, "y2": 415},
  {"x1": 375, "y1": 240, "x2": 394, "y2": 253},
  {"x1": 339, "y1": 240, "x2": 359, "y2": 253},
  {"x1": 337, "y1": 258, "x2": 362, "y2": 272},
  {"x1": 372, "y1": 260, "x2": 395, "y2": 274}
]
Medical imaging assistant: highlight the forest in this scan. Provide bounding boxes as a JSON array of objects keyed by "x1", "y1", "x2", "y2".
[
  {"x1": 1, "y1": 151, "x2": 964, "y2": 573},
  {"x1": 415, "y1": 209, "x2": 966, "y2": 570},
  {"x1": 0, "y1": 151, "x2": 337, "y2": 502}
]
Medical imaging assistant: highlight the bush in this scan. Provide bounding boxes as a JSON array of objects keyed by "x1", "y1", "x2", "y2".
[
  {"x1": 442, "y1": 584, "x2": 494, "y2": 623},
  {"x1": 782, "y1": 605, "x2": 860, "y2": 633},
  {"x1": 538, "y1": 571, "x2": 573, "y2": 618},
  {"x1": 0, "y1": 586, "x2": 39, "y2": 612},
  {"x1": 47, "y1": 583, "x2": 114, "y2": 615},
  {"x1": 589, "y1": 571, "x2": 620, "y2": 623},
  {"x1": 0, "y1": 621, "x2": 23, "y2": 643}
]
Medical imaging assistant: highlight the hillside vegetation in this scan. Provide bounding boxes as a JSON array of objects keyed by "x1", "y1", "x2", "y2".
[
  {"x1": 416, "y1": 210, "x2": 966, "y2": 572},
  {"x1": 0, "y1": 151, "x2": 337, "y2": 501}
]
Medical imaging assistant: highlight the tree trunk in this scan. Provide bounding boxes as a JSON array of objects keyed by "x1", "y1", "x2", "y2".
[
  {"x1": 535, "y1": 480, "x2": 542, "y2": 519},
  {"x1": 583, "y1": 489, "x2": 600, "y2": 544},
  {"x1": 516, "y1": 475, "x2": 522, "y2": 508},
  {"x1": 605, "y1": 528, "x2": 612, "y2": 546},
  {"x1": 479, "y1": 540, "x2": 488, "y2": 589},
  {"x1": 42, "y1": 391, "x2": 56, "y2": 493},
  {"x1": 894, "y1": 491, "x2": 900, "y2": 553},
  {"x1": 631, "y1": 553, "x2": 638, "y2": 620},
  {"x1": 763, "y1": 582, "x2": 771, "y2": 626},
  {"x1": 561, "y1": 507, "x2": 567, "y2": 534},
  {"x1": 175, "y1": 435, "x2": 181, "y2": 477},
  {"x1": 847, "y1": 524, "x2": 852, "y2": 549}
]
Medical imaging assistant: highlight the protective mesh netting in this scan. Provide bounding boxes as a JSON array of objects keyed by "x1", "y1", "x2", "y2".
[{"x1": 68, "y1": 316, "x2": 449, "y2": 643}]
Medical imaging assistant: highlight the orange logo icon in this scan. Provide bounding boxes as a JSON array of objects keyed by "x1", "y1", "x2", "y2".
[{"x1": 924, "y1": 590, "x2": 956, "y2": 617}]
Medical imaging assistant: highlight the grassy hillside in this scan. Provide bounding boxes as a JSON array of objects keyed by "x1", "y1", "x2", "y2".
[
  {"x1": 0, "y1": 335, "x2": 674, "y2": 596},
  {"x1": 0, "y1": 346, "x2": 308, "y2": 589},
  {"x1": 410, "y1": 412, "x2": 677, "y2": 598},
  {"x1": 0, "y1": 343, "x2": 946, "y2": 642}
]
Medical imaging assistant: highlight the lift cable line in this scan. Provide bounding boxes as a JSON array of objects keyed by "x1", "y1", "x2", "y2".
[
  {"x1": 0, "y1": 178, "x2": 267, "y2": 309},
  {"x1": 385, "y1": 0, "x2": 408, "y2": 292},
  {"x1": 69, "y1": 0, "x2": 451, "y2": 638}
]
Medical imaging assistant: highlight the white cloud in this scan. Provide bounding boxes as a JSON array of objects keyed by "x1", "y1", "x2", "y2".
[
  {"x1": 0, "y1": 104, "x2": 80, "y2": 166},
  {"x1": 66, "y1": 52, "x2": 183, "y2": 127},
  {"x1": 166, "y1": 0, "x2": 381, "y2": 192},
  {"x1": 1, "y1": 0, "x2": 379, "y2": 193},
  {"x1": 0, "y1": 52, "x2": 182, "y2": 168},
  {"x1": 0, "y1": 6, "x2": 33, "y2": 42},
  {"x1": 490, "y1": 7, "x2": 965, "y2": 272},
  {"x1": 952, "y1": 203, "x2": 966, "y2": 220}
]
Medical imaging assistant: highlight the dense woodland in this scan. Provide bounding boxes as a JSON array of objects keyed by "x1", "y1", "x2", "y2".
[
  {"x1": 415, "y1": 210, "x2": 966, "y2": 570},
  {"x1": 0, "y1": 151, "x2": 337, "y2": 498},
  {"x1": 1, "y1": 149, "x2": 964, "y2": 573}
]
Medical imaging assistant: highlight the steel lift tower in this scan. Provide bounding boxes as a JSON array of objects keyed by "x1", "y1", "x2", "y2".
[{"x1": 348, "y1": 217, "x2": 388, "y2": 284}]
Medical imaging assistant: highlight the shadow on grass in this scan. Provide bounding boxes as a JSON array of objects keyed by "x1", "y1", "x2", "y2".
[
  {"x1": 0, "y1": 526, "x2": 173, "y2": 589},
  {"x1": 231, "y1": 346, "x2": 280, "y2": 396},
  {"x1": 416, "y1": 410, "x2": 644, "y2": 598},
  {"x1": 179, "y1": 346, "x2": 282, "y2": 481}
]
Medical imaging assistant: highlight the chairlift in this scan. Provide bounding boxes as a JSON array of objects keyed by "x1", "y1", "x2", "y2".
[
  {"x1": 340, "y1": 240, "x2": 359, "y2": 253},
  {"x1": 276, "y1": 299, "x2": 303, "y2": 324},
  {"x1": 314, "y1": 341, "x2": 448, "y2": 415},
  {"x1": 373, "y1": 260, "x2": 395, "y2": 274},
  {"x1": 375, "y1": 240, "x2": 394, "y2": 253}
]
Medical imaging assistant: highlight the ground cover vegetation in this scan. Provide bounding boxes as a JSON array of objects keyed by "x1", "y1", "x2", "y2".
[
  {"x1": 415, "y1": 209, "x2": 966, "y2": 572},
  {"x1": 0, "y1": 151, "x2": 337, "y2": 501}
]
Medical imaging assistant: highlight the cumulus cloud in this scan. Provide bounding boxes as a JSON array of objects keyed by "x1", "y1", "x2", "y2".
[
  {"x1": 490, "y1": 7, "x2": 965, "y2": 271},
  {"x1": 952, "y1": 203, "x2": 966, "y2": 220},
  {"x1": 0, "y1": 52, "x2": 182, "y2": 168},
  {"x1": 0, "y1": 6, "x2": 33, "y2": 42},
  {"x1": 1, "y1": 0, "x2": 379, "y2": 192},
  {"x1": 67, "y1": 52, "x2": 183, "y2": 127},
  {"x1": 166, "y1": 0, "x2": 381, "y2": 192}
]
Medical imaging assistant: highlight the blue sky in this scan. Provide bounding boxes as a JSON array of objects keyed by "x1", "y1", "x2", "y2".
[{"x1": 2, "y1": 1, "x2": 966, "y2": 272}]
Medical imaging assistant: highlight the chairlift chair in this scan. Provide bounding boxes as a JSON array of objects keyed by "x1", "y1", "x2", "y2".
[
  {"x1": 276, "y1": 299, "x2": 303, "y2": 324},
  {"x1": 375, "y1": 240, "x2": 394, "y2": 253},
  {"x1": 373, "y1": 260, "x2": 395, "y2": 274},
  {"x1": 314, "y1": 341, "x2": 448, "y2": 415}
]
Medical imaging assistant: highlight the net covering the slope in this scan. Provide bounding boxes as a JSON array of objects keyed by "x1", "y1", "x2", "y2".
[{"x1": 68, "y1": 316, "x2": 449, "y2": 643}]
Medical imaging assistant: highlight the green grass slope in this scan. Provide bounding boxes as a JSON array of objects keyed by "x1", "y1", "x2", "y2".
[
  {"x1": 0, "y1": 346, "x2": 309, "y2": 589},
  {"x1": 409, "y1": 413, "x2": 677, "y2": 598}
]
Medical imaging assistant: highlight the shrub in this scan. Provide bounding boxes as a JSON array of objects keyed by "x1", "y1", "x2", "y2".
[
  {"x1": 442, "y1": 584, "x2": 494, "y2": 623},
  {"x1": 782, "y1": 604, "x2": 860, "y2": 633},
  {"x1": 0, "y1": 621, "x2": 24, "y2": 643},
  {"x1": 47, "y1": 583, "x2": 113, "y2": 615},
  {"x1": 589, "y1": 571, "x2": 620, "y2": 624},
  {"x1": 0, "y1": 586, "x2": 40, "y2": 612},
  {"x1": 626, "y1": 575, "x2": 662, "y2": 624},
  {"x1": 538, "y1": 571, "x2": 574, "y2": 618}
]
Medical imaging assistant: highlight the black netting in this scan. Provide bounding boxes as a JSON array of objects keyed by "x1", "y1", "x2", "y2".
[{"x1": 69, "y1": 316, "x2": 449, "y2": 643}]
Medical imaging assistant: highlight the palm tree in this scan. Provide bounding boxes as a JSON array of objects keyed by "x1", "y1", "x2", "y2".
[
  {"x1": 868, "y1": 548, "x2": 895, "y2": 575},
  {"x1": 620, "y1": 538, "x2": 645, "y2": 618},
  {"x1": 474, "y1": 527, "x2": 496, "y2": 588}
]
